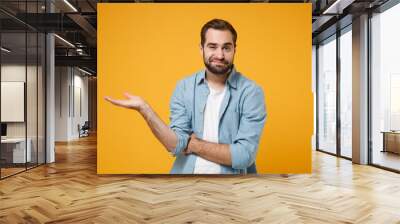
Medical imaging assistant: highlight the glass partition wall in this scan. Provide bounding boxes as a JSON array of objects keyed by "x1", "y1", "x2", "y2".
[
  {"x1": 339, "y1": 27, "x2": 352, "y2": 159},
  {"x1": 370, "y1": 2, "x2": 400, "y2": 172},
  {"x1": 0, "y1": 1, "x2": 46, "y2": 179},
  {"x1": 317, "y1": 35, "x2": 337, "y2": 155},
  {"x1": 316, "y1": 26, "x2": 352, "y2": 159},
  {"x1": 316, "y1": 0, "x2": 400, "y2": 173}
]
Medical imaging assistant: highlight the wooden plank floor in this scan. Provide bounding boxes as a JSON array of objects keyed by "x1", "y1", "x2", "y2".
[{"x1": 1, "y1": 134, "x2": 400, "y2": 224}]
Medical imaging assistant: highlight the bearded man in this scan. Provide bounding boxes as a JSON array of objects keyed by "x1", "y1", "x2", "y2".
[{"x1": 105, "y1": 19, "x2": 267, "y2": 174}]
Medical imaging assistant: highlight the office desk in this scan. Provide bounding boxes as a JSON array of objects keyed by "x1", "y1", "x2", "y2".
[
  {"x1": 382, "y1": 131, "x2": 400, "y2": 154},
  {"x1": 1, "y1": 138, "x2": 31, "y2": 163}
]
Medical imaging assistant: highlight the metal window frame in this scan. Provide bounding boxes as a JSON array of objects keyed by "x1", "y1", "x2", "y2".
[
  {"x1": 368, "y1": 0, "x2": 400, "y2": 173},
  {"x1": 0, "y1": 0, "x2": 48, "y2": 180},
  {"x1": 316, "y1": 0, "x2": 400, "y2": 173},
  {"x1": 315, "y1": 24, "x2": 353, "y2": 162}
]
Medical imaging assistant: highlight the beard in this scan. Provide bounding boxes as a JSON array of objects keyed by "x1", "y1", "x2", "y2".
[{"x1": 203, "y1": 55, "x2": 233, "y2": 76}]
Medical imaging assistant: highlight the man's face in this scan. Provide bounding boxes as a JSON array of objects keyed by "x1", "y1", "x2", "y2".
[{"x1": 201, "y1": 28, "x2": 236, "y2": 76}]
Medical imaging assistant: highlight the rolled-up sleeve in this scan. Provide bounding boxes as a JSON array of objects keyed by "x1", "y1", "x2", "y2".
[
  {"x1": 230, "y1": 85, "x2": 267, "y2": 170},
  {"x1": 169, "y1": 80, "x2": 192, "y2": 156}
]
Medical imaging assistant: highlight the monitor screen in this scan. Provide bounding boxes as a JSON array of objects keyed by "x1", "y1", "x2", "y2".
[{"x1": 1, "y1": 123, "x2": 7, "y2": 137}]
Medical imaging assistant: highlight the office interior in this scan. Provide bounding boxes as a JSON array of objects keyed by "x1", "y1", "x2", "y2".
[
  {"x1": 0, "y1": 0, "x2": 400, "y2": 222},
  {"x1": 1, "y1": 0, "x2": 97, "y2": 179}
]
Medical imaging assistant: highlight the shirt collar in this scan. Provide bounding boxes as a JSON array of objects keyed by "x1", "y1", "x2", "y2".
[{"x1": 196, "y1": 65, "x2": 238, "y2": 89}]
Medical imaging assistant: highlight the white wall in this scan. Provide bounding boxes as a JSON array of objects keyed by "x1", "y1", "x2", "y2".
[
  {"x1": 72, "y1": 72, "x2": 89, "y2": 138},
  {"x1": 1, "y1": 63, "x2": 46, "y2": 164},
  {"x1": 55, "y1": 66, "x2": 69, "y2": 141},
  {"x1": 1, "y1": 65, "x2": 38, "y2": 137},
  {"x1": 55, "y1": 67, "x2": 89, "y2": 141}
]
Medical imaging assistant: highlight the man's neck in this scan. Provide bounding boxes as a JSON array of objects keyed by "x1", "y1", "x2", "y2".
[{"x1": 205, "y1": 69, "x2": 230, "y2": 91}]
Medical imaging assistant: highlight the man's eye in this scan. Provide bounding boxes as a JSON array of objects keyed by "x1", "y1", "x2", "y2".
[
  {"x1": 223, "y1": 47, "x2": 232, "y2": 51},
  {"x1": 209, "y1": 46, "x2": 216, "y2": 49}
]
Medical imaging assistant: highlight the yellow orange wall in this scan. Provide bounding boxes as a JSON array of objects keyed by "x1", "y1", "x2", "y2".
[{"x1": 98, "y1": 3, "x2": 312, "y2": 174}]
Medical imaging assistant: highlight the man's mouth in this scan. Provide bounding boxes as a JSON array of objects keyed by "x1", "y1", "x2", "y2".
[{"x1": 211, "y1": 60, "x2": 227, "y2": 65}]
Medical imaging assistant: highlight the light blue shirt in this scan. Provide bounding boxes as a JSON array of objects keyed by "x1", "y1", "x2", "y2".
[{"x1": 169, "y1": 67, "x2": 267, "y2": 174}]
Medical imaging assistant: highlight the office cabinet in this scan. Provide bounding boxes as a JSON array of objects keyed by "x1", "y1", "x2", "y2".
[{"x1": 382, "y1": 131, "x2": 400, "y2": 154}]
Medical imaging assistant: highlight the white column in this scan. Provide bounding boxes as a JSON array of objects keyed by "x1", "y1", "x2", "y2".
[
  {"x1": 45, "y1": 0, "x2": 56, "y2": 163},
  {"x1": 46, "y1": 32, "x2": 55, "y2": 163},
  {"x1": 352, "y1": 14, "x2": 369, "y2": 164}
]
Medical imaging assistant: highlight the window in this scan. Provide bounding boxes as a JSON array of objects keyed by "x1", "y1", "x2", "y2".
[
  {"x1": 371, "y1": 2, "x2": 400, "y2": 171},
  {"x1": 339, "y1": 28, "x2": 352, "y2": 158},
  {"x1": 317, "y1": 36, "x2": 337, "y2": 154},
  {"x1": 0, "y1": 1, "x2": 47, "y2": 179}
]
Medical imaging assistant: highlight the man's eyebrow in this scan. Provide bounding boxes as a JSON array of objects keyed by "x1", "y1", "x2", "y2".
[{"x1": 206, "y1": 43, "x2": 234, "y2": 46}]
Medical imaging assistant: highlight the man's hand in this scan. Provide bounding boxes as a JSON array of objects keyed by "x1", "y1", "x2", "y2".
[
  {"x1": 184, "y1": 133, "x2": 198, "y2": 155},
  {"x1": 104, "y1": 92, "x2": 147, "y2": 112}
]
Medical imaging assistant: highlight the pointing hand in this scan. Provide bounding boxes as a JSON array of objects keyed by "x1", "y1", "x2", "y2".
[{"x1": 104, "y1": 92, "x2": 147, "y2": 111}]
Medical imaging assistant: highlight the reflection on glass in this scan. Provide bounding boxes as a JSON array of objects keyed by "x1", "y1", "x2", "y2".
[
  {"x1": 371, "y1": 3, "x2": 400, "y2": 171},
  {"x1": 38, "y1": 33, "x2": 46, "y2": 165},
  {"x1": 318, "y1": 37, "x2": 337, "y2": 154},
  {"x1": 340, "y1": 29, "x2": 352, "y2": 158},
  {"x1": 27, "y1": 31, "x2": 38, "y2": 169},
  {"x1": 1, "y1": 32, "x2": 27, "y2": 177},
  {"x1": 0, "y1": 1, "x2": 47, "y2": 179}
]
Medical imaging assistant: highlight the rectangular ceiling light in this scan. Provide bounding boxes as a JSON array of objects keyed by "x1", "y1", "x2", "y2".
[
  {"x1": 323, "y1": 0, "x2": 355, "y2": 15},
  {"x1": 1, "y1": 47, "x2": 11, "y2": 53},
  {"x1": 63, "y1": 0, "x2": 78, "y2": 12},
  {"x1": 54, "y1": 34, "x2": 75, "y2": 48},
  {"x1": 78, "y1": 67, "x2": 93, "y2": 76}
]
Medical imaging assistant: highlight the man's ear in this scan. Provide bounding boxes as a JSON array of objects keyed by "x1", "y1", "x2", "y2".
[{"x1": 199, "y1": 43, "x2": 203, "y2": 56}]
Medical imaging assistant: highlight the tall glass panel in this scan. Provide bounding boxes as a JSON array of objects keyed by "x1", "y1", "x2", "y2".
[
  {"x1": 371, "y1": 3, "x2": 400, "y2": 171},
  {"x1": 27, "y1": 30, "x2": 38, "y2": 169},
  {"x1": 339, "y1": 28, "x2": 352, "y2": 158},
  {"x1": 318, "y1": 36, "x2": 337, "y2": 154},
  {"x1": 26, "y1": 0, "x2": 40, "y2": 169},
  {"x1": 1, "y1": 30, "x2": 27, "y2": 177},
  {"x1": 0, "y1": 1, "x2": 46, "y2": 179},
  {"x1": 38, "y1": 32, "x2": 45, "y2": 165}
]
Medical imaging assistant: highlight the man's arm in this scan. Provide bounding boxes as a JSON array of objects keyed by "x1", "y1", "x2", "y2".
[
  {"x1": 185, "y1": 86, "x2": 267, "y2": 170},
  {"x1": 139, "y1": 103, "x2": 178, "y2": 152},
  {"x1": 105, "y1": 93, "x2": 178, "y2": 152},
  {"x1": 186, "y1": 134, "x2": 232, "y2": 166},
  {"x1": 104, "y1": 80, "x2": 192, "y2": 156}
]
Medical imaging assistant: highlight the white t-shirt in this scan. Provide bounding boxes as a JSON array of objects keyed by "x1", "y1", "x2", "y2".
[{"x1": 193, "y1": 84, "x2": 226, "y2": 174}]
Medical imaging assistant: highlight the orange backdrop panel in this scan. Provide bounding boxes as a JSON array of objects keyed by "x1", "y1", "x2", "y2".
[{"x1": 98, "y1": 3, "x2": 312, "y2": 174}]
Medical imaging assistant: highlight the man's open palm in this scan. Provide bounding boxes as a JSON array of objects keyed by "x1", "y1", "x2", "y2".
[{"x1": 104, "y1": 93, "x2": 146, "y2": 111}]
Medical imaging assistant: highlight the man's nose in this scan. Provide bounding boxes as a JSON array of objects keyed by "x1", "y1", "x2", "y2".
[{"x1": 214, "y1": 48, "x2": 225, "y2": 59}]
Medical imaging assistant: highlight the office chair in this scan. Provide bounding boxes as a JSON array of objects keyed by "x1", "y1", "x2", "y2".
[{"x1": 79, "y1": 121, "x2": 90, "y2": 138}]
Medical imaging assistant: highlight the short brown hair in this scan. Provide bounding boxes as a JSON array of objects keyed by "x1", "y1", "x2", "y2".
[{"x1": 200, "y1": 19, "x2": 237, "y2": 47}]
